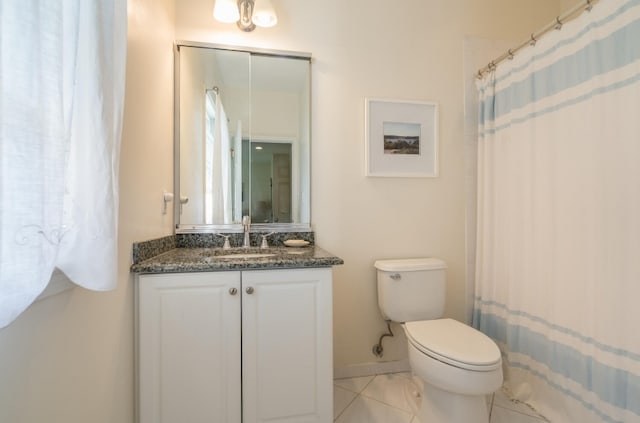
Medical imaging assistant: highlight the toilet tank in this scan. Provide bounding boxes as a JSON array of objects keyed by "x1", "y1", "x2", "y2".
[{"x1": 375, "y1": 258, "x2": 447, "y2": 323}]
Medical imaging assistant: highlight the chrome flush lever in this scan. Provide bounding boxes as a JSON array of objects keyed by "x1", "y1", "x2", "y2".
[{"x1": 390, "y1": 273, "x2": 401, "y2": 280}]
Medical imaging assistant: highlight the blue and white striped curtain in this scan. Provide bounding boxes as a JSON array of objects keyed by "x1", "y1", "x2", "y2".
[{"x1": 474, "y1": 1, "x2": 640, "y2": 422}]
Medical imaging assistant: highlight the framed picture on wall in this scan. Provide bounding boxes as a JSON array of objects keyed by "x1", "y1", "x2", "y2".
[{"x1": 364, "y1": 98, "x2": 439, "y2": 177}]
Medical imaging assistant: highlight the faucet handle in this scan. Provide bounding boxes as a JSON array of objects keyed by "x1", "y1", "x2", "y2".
[
  {"x1": 260, "y1": 232, "x2": 275, "y2": 249},
  {"x1": 242, "y1": 215, "x2": 251, "y2": 226},
  {"x1": 216, "y1": 234, "x2": 231, "y2": 249}
]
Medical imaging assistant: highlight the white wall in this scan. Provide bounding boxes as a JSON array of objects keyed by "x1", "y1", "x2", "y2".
[
  {"x1": 562, "y1": 0, "x2": 585, "y2": 12},
  {"x1": 0, "y1": 0, "x2": 176, "y2": 421},
  {"x1": 176, "y1": 0, "x2": 562, "y2": 369}
]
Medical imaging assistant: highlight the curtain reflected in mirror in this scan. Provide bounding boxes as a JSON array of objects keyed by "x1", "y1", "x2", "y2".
[
  {"x1": 204, "y1": 89, "x2": 229, "y2": 223},
  {"x1": 204, "y1": 88, "x2": 243, "y2": 224}
]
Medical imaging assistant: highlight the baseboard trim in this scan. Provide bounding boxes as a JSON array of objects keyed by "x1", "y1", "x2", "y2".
[{"x1": 334, "y1": 359, "x2": 411, "y2": 379}]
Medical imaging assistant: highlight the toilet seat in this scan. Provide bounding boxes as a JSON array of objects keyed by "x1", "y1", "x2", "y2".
[{"x1": 404, "y1": 318, "x2": 501, "y2": 371}]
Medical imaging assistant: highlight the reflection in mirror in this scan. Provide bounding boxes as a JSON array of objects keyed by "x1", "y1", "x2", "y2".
[
  {"x1": 176, "y1": 42, "x2": 311, "y2": 232},
  {"x1": 249, "y1": 139, "x2": 292, "y2": 223}
]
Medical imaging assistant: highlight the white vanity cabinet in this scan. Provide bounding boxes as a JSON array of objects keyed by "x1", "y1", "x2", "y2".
[
  {"x1": 136, "y1": 271, "x2": 242, "y2": 423},
  {"x1": 135, "y1": 267, "x2": 333, "y2": 423}
]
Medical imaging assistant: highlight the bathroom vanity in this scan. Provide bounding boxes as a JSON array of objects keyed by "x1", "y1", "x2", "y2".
[
  {"x1": 132, "y1": 241, "x2": 343, "y2": 423},
  {"x1": 133, "y1": 40, "x2": 339, "y2": 422}
]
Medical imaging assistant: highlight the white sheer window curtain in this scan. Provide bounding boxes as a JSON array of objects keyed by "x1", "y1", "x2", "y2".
[
  {"x1": 204, "y1": 89, "x2": 232, "y2": 224},
  {"x1": 0, "y1": 0, "x2": 127, "y2": 328}
]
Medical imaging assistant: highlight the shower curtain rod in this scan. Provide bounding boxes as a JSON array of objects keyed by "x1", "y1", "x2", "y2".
[{"x1": 476, "y1": 0, "x2": 600, "y2": 79}]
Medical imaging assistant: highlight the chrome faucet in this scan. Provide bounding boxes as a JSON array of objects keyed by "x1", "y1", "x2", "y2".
[{"x1": 242, "y1": 215, "x2": 251, "y2": 247}]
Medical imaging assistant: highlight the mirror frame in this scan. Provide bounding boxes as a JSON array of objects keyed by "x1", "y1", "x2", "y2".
[{"x1": 173, "y1": 41, "x2": 312, "y2": 233}]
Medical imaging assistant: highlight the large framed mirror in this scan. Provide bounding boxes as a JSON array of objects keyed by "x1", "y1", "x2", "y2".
[{"x1": 174, "y1": 41, "x2": 311, "y2": 233}]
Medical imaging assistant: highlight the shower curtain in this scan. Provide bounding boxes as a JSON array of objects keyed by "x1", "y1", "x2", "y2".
[{"x1": 474, "y1": 1, "x2": 640, "y2": 422}]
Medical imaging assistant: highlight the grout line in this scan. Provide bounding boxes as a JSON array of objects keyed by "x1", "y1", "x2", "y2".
[
  {"x1": 361, "y1": 374, "x2": 376, "y2": 393},
  {"x1": 488, "y1": 392, "x2": 495, "y2": 419},
  {"x1": 333, "y1": 375, "x2": 376, "y2": 394},
  {"x1": 356, "y1": 395, "x2": 416, "y2": 418},
  {"x1": 333, "y1": 375, "x2": 380, "y2": 421},
  {"x1": 492, "y1": 405, "x2": 548, "y2": 422},
  {"x1": 333, "y1": 386, "x2": 359, "y2": 422},
  {"x1": 336, "y1": 374, "x2": 418, "y2": 421}
]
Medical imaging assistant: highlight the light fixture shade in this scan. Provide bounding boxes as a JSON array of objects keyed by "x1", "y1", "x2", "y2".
[
  {"x1": 213, "y1": 0, "x2": 240, "y2": 23},
  {"x1": 252, "y1": 0, "x2": 278, "y2": 27}
]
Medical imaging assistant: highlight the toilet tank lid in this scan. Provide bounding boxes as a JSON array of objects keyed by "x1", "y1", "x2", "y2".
[{"x1": 374, "y1": 258, "x2": 447, "y2": 272}]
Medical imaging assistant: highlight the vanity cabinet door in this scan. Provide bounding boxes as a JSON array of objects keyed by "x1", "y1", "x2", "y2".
[
  {"x1": 241, "y1": 268, "x2": 333, "y2": 423},
  {"x1": 136, "y1": 272, "x2": 242, "y2": 423}
]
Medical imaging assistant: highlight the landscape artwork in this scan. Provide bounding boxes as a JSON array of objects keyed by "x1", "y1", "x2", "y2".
[
  {"x1": 365, "y1": 98, "x2": 438, "y2": 177},
  {"x1": 383, "y1": 122, "x2": 421, "y2": 155}
]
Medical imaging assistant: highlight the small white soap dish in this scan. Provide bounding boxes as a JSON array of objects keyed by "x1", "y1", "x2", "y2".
[{"x1": 284, "y1": 239, "x2": 310, "y2": 247}]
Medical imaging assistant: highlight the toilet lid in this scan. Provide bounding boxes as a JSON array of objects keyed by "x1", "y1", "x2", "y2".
[{"x1": 405, "y1": 319, "x2": 501, "y2": 371}]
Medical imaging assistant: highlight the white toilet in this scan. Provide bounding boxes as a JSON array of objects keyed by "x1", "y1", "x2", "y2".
[{"x1": 375, "y1": 258, "x2": 503, "y2": 423}]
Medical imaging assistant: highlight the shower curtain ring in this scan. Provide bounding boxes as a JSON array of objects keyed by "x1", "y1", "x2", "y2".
[
  {"x1": 507, "y1": 49, "x2": 514, "y2": 60},
  {"x1": 585, "y1": 0, "x2": 593, "y2": 11},
  {"x1": 529, "y1": 33, "x2": 537, "y2": 46},
  {"x1": 555, "y1": 16, "x2": 563, "y2": 30}
]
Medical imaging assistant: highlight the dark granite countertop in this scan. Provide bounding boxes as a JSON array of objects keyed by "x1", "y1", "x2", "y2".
[{"x1": 130, "y1": 246, "x2": 344, "y2": 274}]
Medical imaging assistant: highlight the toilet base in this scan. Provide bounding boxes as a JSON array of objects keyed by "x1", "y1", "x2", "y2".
[{"x1": 419, "y1": 381, "x2": 490, "y2": 423}]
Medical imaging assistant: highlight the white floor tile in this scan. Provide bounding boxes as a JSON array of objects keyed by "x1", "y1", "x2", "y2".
[
  {"x1": 335, "y1": 396, "x2": 413, "y2": 423},
  {"x1": 334, "y1": 375, "x2": 375, "y2": 393},
  {"x1": 361, "y1": 373, "x2": 417, "y2": 413},
  {"x1": 493, "y1": 389, "x2": 543, "y2": 418},
  {"x1": 334, "y1": 372, "x2": 550, "y2": 423},
  {"x1": 394, "y1": 372, "x2": 414, "y2": 380},
  {"x1": 487, "y1": 392, "x2": 495, "y2": 407},
  {"x1": 490, "y1": 405, "x2": 546, "y2": 423},
  {"x1": 334, "y1": 385, "x2": 357, "y2": 420}
]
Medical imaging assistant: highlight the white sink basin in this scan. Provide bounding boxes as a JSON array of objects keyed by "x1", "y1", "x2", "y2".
[{"x1": 215, "y1": 253, "x2": 276, "y2": 259}]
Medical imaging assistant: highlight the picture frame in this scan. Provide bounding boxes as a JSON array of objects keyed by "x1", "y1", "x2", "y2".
[{"x1": 365, "y1": 98, "x2": 439, "y2": 177}]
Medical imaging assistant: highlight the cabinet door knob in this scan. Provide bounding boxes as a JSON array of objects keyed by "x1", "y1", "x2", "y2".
[
  {"x1": 229, "y1": 287, "x2": 238, "y2": 295},
  {"x1": 245, "y1": 286, "x2": 254, "y2": 294}
]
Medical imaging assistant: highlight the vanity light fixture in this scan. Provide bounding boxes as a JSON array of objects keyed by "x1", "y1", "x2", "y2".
[{"x1": 213, "y1": 0, "x2": 278, "y2": 32}]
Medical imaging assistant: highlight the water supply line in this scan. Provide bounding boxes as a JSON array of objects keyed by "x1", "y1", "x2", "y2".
[{"x1": 372, "y1": 320, "x2": 394, "y2": 357}]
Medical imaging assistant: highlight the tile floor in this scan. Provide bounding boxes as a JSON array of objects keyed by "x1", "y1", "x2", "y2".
[{"x1": 334, "y1": 372, "x2": 549, "y2": 423}]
